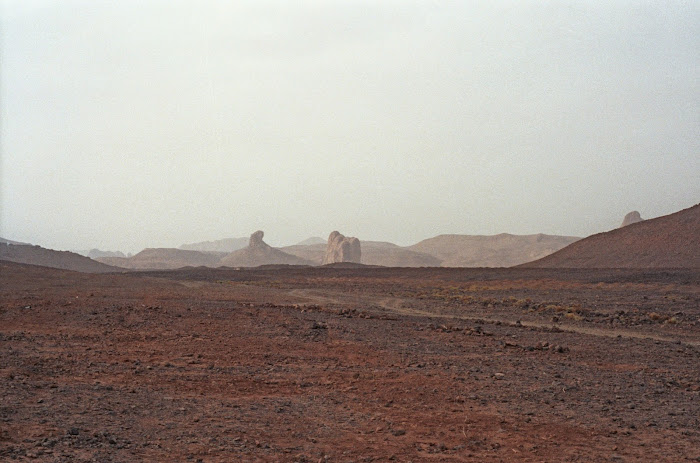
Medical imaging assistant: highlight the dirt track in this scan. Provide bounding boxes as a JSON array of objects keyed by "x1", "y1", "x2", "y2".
[
  {"x1": 288, "y1": 288, "x2": 700, "y2": 347},
  {"x1": 1, "y1": 262, "x2": 699, "y2": 462}
]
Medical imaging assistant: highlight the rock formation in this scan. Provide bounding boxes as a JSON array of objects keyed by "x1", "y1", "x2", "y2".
[
  {"x1": 322, "y1": 231, "x2": 361, "y2": 265},
  {"x1": 249, "y1": 230, "x2": 266, "y2": 248},
  {"x1": 219, "y1": 231, "x2": 313, "y2": 267},
  {"x1": 620, "y1": 211, "x2": 643, "y2": 228}
]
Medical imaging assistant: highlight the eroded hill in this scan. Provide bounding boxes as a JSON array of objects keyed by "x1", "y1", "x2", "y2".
[
  {"x1": 0, "y1": 243, "x2": 119, "y2": 273},
  {"x1": 521, "y1": 204, "x2": 700, "y2": 268},
  {"x1": 408, "y1": 233, "x2": 580, "y2": 267}
]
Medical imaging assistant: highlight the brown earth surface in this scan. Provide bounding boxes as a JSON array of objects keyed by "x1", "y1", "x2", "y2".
[
  {"x1": 1, "y1": 261, "x2": 699, "y2": 462},
  {"x1": 521, "y1": 204, "x2": 700, "y2": 268}
]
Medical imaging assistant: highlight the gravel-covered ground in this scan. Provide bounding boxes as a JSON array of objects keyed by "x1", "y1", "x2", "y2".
[{"x1": 1, "y1": 262, "x2": 699, "y2": 462}]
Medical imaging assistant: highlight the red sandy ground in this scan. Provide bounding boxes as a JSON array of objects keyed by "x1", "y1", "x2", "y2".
[{"x1": 1, "y1": 262, "x2": 699, "y2": 462}]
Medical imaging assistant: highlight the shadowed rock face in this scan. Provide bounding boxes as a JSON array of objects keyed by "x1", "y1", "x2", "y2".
[
  {"x1": 323, "y1": 231, "x2": 361, "y2": 265},
  {"x1": 249, "y1": 230, "x2": 267, "y2": 248},
  {"x1": 620, "y1": 211, "x2": 643, "y2": 228}
]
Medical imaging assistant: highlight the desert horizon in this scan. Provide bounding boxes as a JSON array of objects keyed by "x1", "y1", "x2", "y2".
[
  {"x1": 3, "y1": 202, "x2": 699, "y2": 272},
  {"x1": 0, "y1": 206, "x2": 649, "y2": 257}
]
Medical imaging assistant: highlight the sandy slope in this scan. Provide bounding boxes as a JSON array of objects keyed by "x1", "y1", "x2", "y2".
[
  {"x1": 0, "y1": 243, "x2": 119, "y2": 273},
  {"x1": 521, "y1": 204, "x2": 700, "y2": 268}
]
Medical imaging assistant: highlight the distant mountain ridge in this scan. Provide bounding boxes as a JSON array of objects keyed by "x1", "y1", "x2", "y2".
[
  {"x1": 519, "y1": 204, "x2": 700, "y2": 268},
  {"x1": 358, "y1": 241, "x2": 441, "y2": 267},
  {"x1": 0, "y1": 243, "x2": 119, "y2": 273},
  {"x1": 295, "y1": 237, "x2": 326, "y2": 246},
  {"x1": 22, "y1": 207, "x2": 697, "y2": 271},
  {"x1": 179, "y1": 237, "x2": 249, "y2": 253},
  {"x1": 280, "y1": 240, "x2": 441, "y2": 267},
  {"x1": 97, "y1": 248, "x2": 225, "y2": 270},
  {"x1": 278, "y1": 243, "x2": 326, "y2": 263},
  {"x1": 74, "y1": 249, "x2": 127, "y2": 259},
  {"x1": 89, "y1": 232, "x2": 581, "y2": 268},
  {"x1": 407, "y1": 233, "x2": 580, "y2": 267}
]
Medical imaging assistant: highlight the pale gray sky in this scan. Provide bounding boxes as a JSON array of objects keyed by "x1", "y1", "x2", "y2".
[{"x1": 1, "y1": 0, "x2": 698, "y2": 252}]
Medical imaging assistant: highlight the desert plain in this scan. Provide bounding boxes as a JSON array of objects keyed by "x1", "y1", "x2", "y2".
[{"x1": 1, "y1": 261, "x2": 699, "y2": 462}]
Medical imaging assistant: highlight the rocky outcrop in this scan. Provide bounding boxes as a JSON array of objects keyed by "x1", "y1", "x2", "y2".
[
  {"x1": 322, "y1": 231, "x2": 361, "y2": 265},
  {"x1": 219, "y1": 231, "x2": 313, "y2": 267},
  {"x1": 249, "y1": 230, "x2": 266, "y2": 248},
  {"x1": 620, "y1": 211, "x2": 643, "y2": 228}
]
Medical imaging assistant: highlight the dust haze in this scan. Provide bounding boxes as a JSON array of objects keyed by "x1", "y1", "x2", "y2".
[{"x1": 1, "y1": 1, "x2": 698, "y2": 252}]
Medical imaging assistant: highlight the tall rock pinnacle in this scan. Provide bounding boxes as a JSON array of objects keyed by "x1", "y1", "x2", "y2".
[{"x1": 322, "y1": 231, "x2": 361, "y2": 264}]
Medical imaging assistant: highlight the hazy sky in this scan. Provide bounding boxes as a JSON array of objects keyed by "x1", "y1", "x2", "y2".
[{"x1": 1, "y1": 1, "x2": 698, "y2": 252}]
